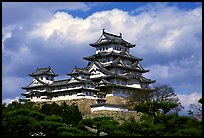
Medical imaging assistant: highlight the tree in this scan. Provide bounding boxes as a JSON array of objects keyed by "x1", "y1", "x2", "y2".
[
  {"x1": 2, "y1": 99, "x2": 83, "y2": 136},
  {"x1": 198, "y1": 98, "x2": 202, "y2": 104},
  {"x1": 188, "y1": 97, "x2": 202, "y2": 119},
  {"x1": 79, "y1": 116, "x2": 119, "y2": 136},
  {"x1": 134, "y1": 101, "x2": 178, "y2": 121},
  {"x1": 148, "y1": 84, "x2": 184, "y2": 113},
  {"x1": 39, "y1": 102, "x2": 82, "y2": 125},
  {"x1": 2, "y1": 99, "x2": 42, "y2": 136}
]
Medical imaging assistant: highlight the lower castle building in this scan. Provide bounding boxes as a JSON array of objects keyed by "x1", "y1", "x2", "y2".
[{"x1": 22, "y1": 29, "x2": 156, "y2": 112}]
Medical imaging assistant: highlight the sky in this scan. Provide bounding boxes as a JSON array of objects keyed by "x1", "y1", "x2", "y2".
[{"x1": 2, "y1": 2, "x2": 202, "y2": 115}]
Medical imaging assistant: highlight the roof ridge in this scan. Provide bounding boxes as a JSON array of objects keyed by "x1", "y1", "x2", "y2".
[
  {"x1": 53, "y1": 79, "x2": 70, "y2": 82},
  {"x1": 37, "y1": 67, "x2": 50, "y2": 70},
  {"x1": 103, "y1": 30, "x2": 122, "y2": 38}
]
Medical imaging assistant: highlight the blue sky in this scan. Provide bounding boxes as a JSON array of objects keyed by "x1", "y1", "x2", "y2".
[{"x1": 2, "y1": 2, "x2": 202, "y2": 114}]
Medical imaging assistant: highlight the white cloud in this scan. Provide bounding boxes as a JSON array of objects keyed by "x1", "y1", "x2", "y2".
[
  {"x1": 2, "y1": 76, "x2": 30, "y2": 98},
  {"x1": 2, "y1": 3, "x2": 202, "y2": 101},
  {"x1": 177, "y1": 92, "x2": 202, "y2": 110},
  {"x1": 2, "y1": 31, "x2": 12, "y2": 51},
  {"x1": 3, "y1": 46, "x2": 38, "y2": 75},
  {"x1": 2, "y1": 96, "x2": 21, "y2": 105},
  {"x1": 2, "y1": 2, "x2": 90, "y2": 26},
  {"x1": 28, "y1": 6, "x2": 202, "y2": 56}
]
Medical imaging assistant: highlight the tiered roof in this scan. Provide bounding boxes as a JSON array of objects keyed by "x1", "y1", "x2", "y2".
[
  {"x1": 103, "y1": 57, "x2": 149, "y2": 73},
  {"x1": 89, "y1": 29, "x2": 135, "y2": 48},
  {"x1": 52, "y1": 79, "x2": 70, "y2": 86},
  {"x1": 29, "y1": 66, "x2": 58, "y2": 77},
  {"x1": 67, "y1": 66, "x2": 92, "y2": 76},
  {"x1": 84, "y1": 50, "x2": 142, "y2": 61}
]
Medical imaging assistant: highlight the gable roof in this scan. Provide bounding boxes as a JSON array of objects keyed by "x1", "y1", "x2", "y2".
[
  {"x1": 137, "y1": 76, "x2": 156, "y2": 84},
  {"x1": 29, "y1": 66, "x2": 58, "y2": 77},
  {"x1": 89, "y1": 29, "x2": 135, "y2": 48},
  {"x1": 52, "y1": 79, "x2": 70, "y2": 86},
  {"x1": 67, "y1": 66, "x2": 92, "y2": 76},
  {"x1": 22, "y1": 78, "x2": 50, "y2": 89},
  {"x1": 83, "y1": 50, "x2": 142, "y2": 61},
  {"x1": 97, "y1": 79, "x2": 113, "y2": 87}
]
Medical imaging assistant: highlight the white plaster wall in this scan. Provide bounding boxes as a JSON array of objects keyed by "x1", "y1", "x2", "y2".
[
  {"x1": 91, "y1": 106, "x2": 128, "y2": 112},
  {"x1": 28, "y1": 94, "x2": 99, "y2": 102},
  {"x1": 127, "y1": 84, "x2": 142, "y2": 89},
  {"x1": 106, "y1": 94, "x2": 114, "y2": 97},
  {"x1": 90, "y1": 70, "x2": 106, "y2": 79}
]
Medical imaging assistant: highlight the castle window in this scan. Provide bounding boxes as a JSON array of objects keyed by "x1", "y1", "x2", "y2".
[
  {"x1": 103, "y1": 47, "x2": 105, "y2": 51},
  {"x1": 41, "y1": 77, "x2": 43, "y2": 80},
  {"x1": 106, "y1": 47, "x2": 108, "y2": 50},
  {"x1": 100, "y1": 48, "x2": 102, "y2": 51},
  {"x1": 46, "y1": 77, "x2": 49, "y2": 80},
  {"x1": 51, "y1": 77, "x2": 53, "y2": 81}
]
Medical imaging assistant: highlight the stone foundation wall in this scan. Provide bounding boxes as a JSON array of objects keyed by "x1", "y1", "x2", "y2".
[
  {"x1": 34, "y1": 98, "x2": 98, "y2": 115},
  {"x1": 33, "y1": 96, "x2": 139, "y2": 118},
  {"x1": 84, "y1": 110, "x2": 142, "y2": 123},
  {"x1": 105, "y1": 96, "x2": 129, "y2": 106}
]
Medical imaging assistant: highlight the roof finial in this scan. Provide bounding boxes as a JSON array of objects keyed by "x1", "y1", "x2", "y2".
[
  {"x1": 75, "y1": 66, "x2": 77, "y2": 69},
  {"x1": 120, "y1": 33, "x2": 122, "y2": 37},
  {"x1": 103, "y1": 28, "x2": 105, "y2": 33},
  {"x1": 49, "y1": 66, "x2": 51, "y2": 69}
]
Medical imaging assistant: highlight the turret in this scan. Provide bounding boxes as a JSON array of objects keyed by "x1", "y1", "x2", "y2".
[
  {"x1": 29, "y1": 66, "x2": 58, "y2": 83},
  {"x1": 89, "y1": 29, "x2": 135, "y2": 54}
]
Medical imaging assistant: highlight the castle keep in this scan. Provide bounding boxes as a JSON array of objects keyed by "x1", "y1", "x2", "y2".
[{"x1": 22, "y1": 29, "x2": 156, "y2": 112}]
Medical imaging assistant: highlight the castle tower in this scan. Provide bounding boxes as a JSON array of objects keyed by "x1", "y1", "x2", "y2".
[
  {"x1": 22, "y1": 67, "x2": 58, "y2": 100},
  {"x1": 22, "y1": 29, "x2": 156, "y2": 112},
  {"x1": 83, "y1": 29, "x2": 156, "y2": 98}
]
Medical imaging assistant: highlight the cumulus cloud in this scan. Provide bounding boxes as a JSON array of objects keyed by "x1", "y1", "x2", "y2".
[
  {"x1": 177, "y1": 92, "x2": 202, "y2": 115},
  {"x1": 2, "y1": 2, "x2": 90, "y2": 27},
  {"x1": 178, "y1": 92, "x2": 202, "y2": 108},
  {"x1": 2, "y1": 96, "x2": 21, "y2": 105},
  {"x1": 2, "y1": 2, "x2": 202, "y2": 103},
  {"x1": 2, "y1": 76, "x2": 30, "y2": 99}
]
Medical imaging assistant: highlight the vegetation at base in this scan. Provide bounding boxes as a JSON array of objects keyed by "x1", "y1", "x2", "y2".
[
  {"x1": 2, "y1": 98, "x2": 202, "y2": 136},
  {"x1": 2, "y1": 99, "x2": 93, "y2": 136},
  {"x1": 2, "y1": 85, "x2": 202, "y2": 136}
]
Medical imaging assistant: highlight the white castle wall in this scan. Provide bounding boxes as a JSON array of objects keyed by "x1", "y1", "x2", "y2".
[
  {"x1": 91, "y1": 106, "x2": 128, "y2": 112},
  {"x1": 28, "y1": 94, "x2": 98, "y2": 102}
]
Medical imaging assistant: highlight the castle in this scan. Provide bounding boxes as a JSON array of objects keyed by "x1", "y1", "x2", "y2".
[{"x1": 22, "y1": 29, "x2": 156, "y2": 112}]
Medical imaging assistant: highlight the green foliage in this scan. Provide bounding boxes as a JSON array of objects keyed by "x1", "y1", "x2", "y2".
[
  {"x1": 150, "y1": 84, "x2": 184, "y2": 113},
  {"x1": 188, "y1": 97, "x2": 202, "y2": 118},
  {"x1": 57, "y1": 126, "x2": 95, "y2": 136},
  {"x1": 80, "y1": 116, "x2": 119, "y2": 136},
  {"x1": 2, "y1": 99, "x2": 83, "y2": 136},
  {"x1": 134, "y1": 100, "x2": 178, "y2": 120},
  {"x1": 40, "y1": 102, "x2": 82, "y2": 125},
  {"x1": 2, "y1": 97, "x2": 202, "y2": 136},
  {"x1": 198, "y1": 98, "x2": 202, "y2": 104}
]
